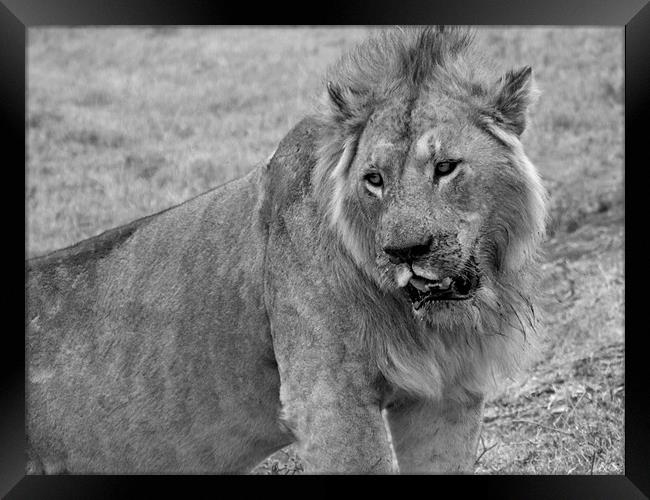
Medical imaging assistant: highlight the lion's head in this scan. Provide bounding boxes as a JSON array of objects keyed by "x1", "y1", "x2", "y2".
[
  {"x1": 315, "y1": 27, "x2": 546, "y2": 322},
  {"x1": 311, "y1": 27, "x2": 548, "y2": 398}
]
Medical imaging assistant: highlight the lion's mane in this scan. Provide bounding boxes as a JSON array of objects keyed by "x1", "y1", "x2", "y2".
[{"x1": 310, "y1": 27, "x2": 548, "y2": 402}]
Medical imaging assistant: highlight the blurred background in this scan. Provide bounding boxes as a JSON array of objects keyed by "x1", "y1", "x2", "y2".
[{"x1": 27, "y1": 27, "x2": 624, "y2": 474}]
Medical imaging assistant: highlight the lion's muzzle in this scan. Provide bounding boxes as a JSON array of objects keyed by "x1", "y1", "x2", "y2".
[{"x1": 379, "y1": 208, "x2": 481, "y2": 308}]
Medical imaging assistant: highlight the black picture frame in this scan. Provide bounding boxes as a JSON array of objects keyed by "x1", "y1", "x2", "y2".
[{"x1": 4, "y1": 0, "x2": 648, "y2": 497}]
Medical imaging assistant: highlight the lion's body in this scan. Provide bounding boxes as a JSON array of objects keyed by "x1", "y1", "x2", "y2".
[
  {"x1": 27, "y1": 28, "x2": 547, "y2": 474},
  {"x1": 27, "y1": 165, "x2": 292, "y2": 472}
]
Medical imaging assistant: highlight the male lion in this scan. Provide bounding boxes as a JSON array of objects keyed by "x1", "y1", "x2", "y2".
[{"x1": 26, "y1": 27, "x2": 547, "y2": 474}]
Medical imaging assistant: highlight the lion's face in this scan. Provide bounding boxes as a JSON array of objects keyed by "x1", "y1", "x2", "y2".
[
  {"x1": 333, "y1": 90, "x2": 546, "y2": 321},
  {"x1": 351, "y1": 99, "x2": 490, "y2": 309}
]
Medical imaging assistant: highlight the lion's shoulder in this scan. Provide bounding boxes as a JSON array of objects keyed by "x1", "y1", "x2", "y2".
[
  {"x1": 271, "y1": 116, "x2": 320, "y2": 165},
  {"x1": 266, "y1": 117, "x2": 321, "y2": 208}
]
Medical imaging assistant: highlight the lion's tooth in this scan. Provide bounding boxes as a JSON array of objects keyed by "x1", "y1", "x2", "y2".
[
  {"x1": 411, "y1": 264, "x2": 440, "y2": 281},
  {"x1": 395, "y1": 266, "x2": 413, "y2": 288},
  {"x1": 409, "y1": 277, "x2": 430, "y2": 292}
]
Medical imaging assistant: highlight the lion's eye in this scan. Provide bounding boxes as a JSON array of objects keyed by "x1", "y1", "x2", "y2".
[
  {"x1": 435, "y1": 160, "x2": 460, "y2": 176},
  {"x1": 364, "y1": 172, "x2": 383, "y2": 188}
]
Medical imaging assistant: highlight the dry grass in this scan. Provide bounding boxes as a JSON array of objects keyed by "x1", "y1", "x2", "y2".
[{"x1": 27, "y1": 27, "x2": 624, "y2": 474}]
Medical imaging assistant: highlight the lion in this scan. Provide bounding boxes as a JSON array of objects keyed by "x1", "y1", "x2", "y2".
[{"x1": 26, "y1": 27, "x2": 547, "y2": 474}]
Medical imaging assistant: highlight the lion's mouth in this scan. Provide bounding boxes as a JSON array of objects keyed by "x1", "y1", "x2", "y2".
[
  {"x1": 395, "y1": 257, "x2": 481, "y2": 310},
  {"x1": 404, "y1": 274, "x2": 478, "y2": 310}
]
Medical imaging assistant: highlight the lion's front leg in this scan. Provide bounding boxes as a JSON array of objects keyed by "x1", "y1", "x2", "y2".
[
  {"x1": 385, "y1": 392, "x2": 484, "y2": 473},
  {"x1": 269, "y1": 285, "x2": 397, "y2": 473},
  {"x1": 271, "y1": 317, "x2": 395, "y2": 472},
  {"x1": 281, "y1": 388, "x2": 396, "y2": 474}
]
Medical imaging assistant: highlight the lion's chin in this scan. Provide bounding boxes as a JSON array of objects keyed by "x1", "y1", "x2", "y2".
[{"x1": 410, "y1": 298, "x2": 461, "y2": 321}]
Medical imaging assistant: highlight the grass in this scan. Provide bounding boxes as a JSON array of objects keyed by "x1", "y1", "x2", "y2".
[{"x1": 27, "y1": 27, "x2": 624, "y2": 474}]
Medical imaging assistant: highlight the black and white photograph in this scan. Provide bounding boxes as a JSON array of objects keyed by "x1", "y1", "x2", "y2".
[{"x1": 24, "y1": 25, "x2": 625, "y2": 475}]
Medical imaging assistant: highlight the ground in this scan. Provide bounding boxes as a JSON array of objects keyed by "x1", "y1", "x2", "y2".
[{"x1": 27, "y1": 27, "x2": 624, "y2": 474}]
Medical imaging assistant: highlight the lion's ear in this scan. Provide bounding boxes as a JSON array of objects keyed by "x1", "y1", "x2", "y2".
[
  {"x1": 327, "y1": 81, "x2": 355, "y2": 122},
  {"x1": 327, "y1": 81, "x2": 347, "y2": 113},
  {"x1": 324, "y1": 81, "x2": 373, "y2": 139},
  {"x1": 491, "y1": 66, "x2": 538, "y2": 136}
]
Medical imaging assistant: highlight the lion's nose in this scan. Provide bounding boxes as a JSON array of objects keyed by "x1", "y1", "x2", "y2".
[{"x1": 383, "y1": 236, "x2": 432, "y2": 264}]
